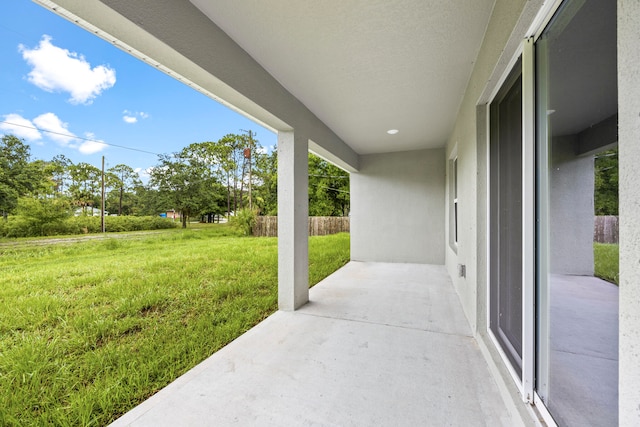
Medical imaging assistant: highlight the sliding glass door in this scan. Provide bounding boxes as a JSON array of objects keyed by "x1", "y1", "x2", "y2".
[
  {"x1": 536, "y1": 1, "x2": 618, "y2": 425},
  {"x1": 489, "y1": 63, "x2": 523, "y2": 378}
]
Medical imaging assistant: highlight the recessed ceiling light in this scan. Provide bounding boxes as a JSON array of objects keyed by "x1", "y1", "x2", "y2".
[{"x1": 387, "y1": 129, "x2": 399, "y2": 135}]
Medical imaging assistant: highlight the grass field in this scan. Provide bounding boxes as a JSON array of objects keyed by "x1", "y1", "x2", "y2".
[
  {"x1": 594, "y1": 242, "x2": 619, "y2": 285},
  {"x1": 0, "y1": 224, "x2": 350, "y2": 426}
]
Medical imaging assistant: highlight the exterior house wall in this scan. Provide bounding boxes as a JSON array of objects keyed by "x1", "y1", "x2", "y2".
[
  {"x1": 446, "y1": 0, "x2": 638, "y2": 424},
  {"x1": 351, "y1": 148, "x2": 445, "y2": 264},
  {"x1": 445, "y1": 0, "x2": 542, "y2": 330},
  {"x1": 550, "y1": 135, "x2": 594, "y2": 275},
  {"x1": 618, "y1": 1, "x2": 640, "y2": 424},
  {"x1": 444, "y1": 0, "x2": 545, "y2": 422}
]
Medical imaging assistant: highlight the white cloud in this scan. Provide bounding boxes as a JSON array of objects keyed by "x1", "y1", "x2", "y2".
[
  {"x1": 122, "y1": 110, "x2": 149, "y2": 124},
  {"x1": 33, "y1": 112, "x2": 76, "y2": 144},
  {"x1": 74, "y1": 132, "x2": 105, "y2": 154},
  {"x1": 257, "y1": 146, "x2": 268, "y2": 154},
  {"x1": 19, "y1": 35, "x2": 116, "y2": 104},
  {"x1": 4, "y1": 111, "x2": 106, "y2": 155},
  {"x1": 1, "y1": 109, "x2": 108, "y2": 156},
  {"x1": 0, "y1": 113, "x2": 42, "y2": 141},
  {"x1": 78, "y1": 140, "x2": 105, "y2": 155},
  {"x1": 135, "y1": 167, "x2": 152, "y2": 179}
]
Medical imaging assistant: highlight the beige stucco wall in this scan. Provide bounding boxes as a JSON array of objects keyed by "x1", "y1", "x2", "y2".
[
  {"x1": 550, "y1": 136, "x2": 595, "y2": 276},
  {"x1": 443, "y1": 1, "x2": 545, "y2": 424},
  {"x1": 351, "y1": 148, "x2": 445, "y2": 264},
  {"x1": 618, "y1": 1, "x2": 640, "y2": 425},
  {"x1": 444, "y1": 0, "x2": 543, "y2": 332},
  {"x1": 447, "y1": 1, "x2": 640, "y2": 425}
]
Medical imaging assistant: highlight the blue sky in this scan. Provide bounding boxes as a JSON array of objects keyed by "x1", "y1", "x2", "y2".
[{"x1": 0, "y1": 0, "x2": 276, "y2": 180}]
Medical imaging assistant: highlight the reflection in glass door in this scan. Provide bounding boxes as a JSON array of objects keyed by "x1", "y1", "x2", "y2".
[{"x1": 536, "y1": 1, "x2": 618, "y2": 425}]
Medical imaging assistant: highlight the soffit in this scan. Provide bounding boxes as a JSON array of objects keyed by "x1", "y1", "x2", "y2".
[{"x1": 190, "y1": 0, "x2": 495, "y2": 154}]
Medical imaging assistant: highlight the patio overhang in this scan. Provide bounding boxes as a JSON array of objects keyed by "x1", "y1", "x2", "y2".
[
  {"x1": 36, "y1": 0, "x2": 365, "y2": 171},
  {"x1": 34, "y1": 0, "x2": 495, "y2": 160}
]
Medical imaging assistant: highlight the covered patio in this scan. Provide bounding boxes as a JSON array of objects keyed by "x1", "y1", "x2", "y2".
[
  {"x1": 110, "y1": 262, "x2": 516, "y2": 426},
  {"x1": 34, "y1": 0, "x2": 640, "y2": 425}
]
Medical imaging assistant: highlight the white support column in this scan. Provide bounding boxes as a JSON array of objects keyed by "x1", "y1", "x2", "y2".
[
  {"x1": 277, "y1": 130, "x2": 309, "y2": 311},
  {"x1": 618, "y1": 1, "x2": 640, "y2": 425}
]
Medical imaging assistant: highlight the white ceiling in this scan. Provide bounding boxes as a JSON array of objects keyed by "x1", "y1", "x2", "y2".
[{"x1": 190, "y1": 0, "x2": 495, "y2": 155}]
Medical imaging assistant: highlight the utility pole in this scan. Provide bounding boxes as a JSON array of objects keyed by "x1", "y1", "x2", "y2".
[
  {"x1": 241, "y1": 129, "x2": 254, "y2": 210},
  {"x1": 101, "y1": 156, "x2": 106, "y2": 233}
]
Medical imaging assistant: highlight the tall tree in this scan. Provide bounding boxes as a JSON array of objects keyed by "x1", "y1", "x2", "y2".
[
  {"x1": 0, "y1": 135, "x2": 44, "y2": 219},
  {"x1": 595, "y1": 148, "x2": 618, "y2": 215},
  {"x1": 149, "y1": 148, "x2": 224, "y2": 228},
  {"x1": 107, "y1": 164, "x2": 141, "y2": 215},
  {"x1": 252, "y1": 148, "x2": 278, "y2": 215},
  {"x1": 235, "y1": 150, "x2": 350, "y2": 217},
  {"x1": 133, "y1": 185, "x2": 167, "y2": 217},
  {"x1": 68, "y1": 162, "x2": 101, "y2": 214},
  {"x1": 46, "y1": 154, "x2": 72, "y2": 196},
  {"x1": 308, "y1": 153, "x2": 350, "y2": 216},
  {"x1": 216, "y1": 134, "x2": 245, "y2": 215}
]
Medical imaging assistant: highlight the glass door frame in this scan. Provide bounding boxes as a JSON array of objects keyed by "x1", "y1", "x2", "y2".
[
  {"x1": 530, "y1": 1, "x2": 618, "y2": 425},
  {"x1": 485, "y1": 0, "x2": 565, "y2": 420},
  {"x1": 485, "y1": 40, "x2": 534, "y2": 402}
]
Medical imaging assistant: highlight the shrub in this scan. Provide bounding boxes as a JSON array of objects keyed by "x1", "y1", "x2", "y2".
[
  {"x1": 0, "y1": 213, "x2": 177, "y2": 238},
  {"x1": 15, "y1": 197, "x2": 72, "y2": 236},
  {"x1": 104, "y1": 216, "x2": 177, "y2": 232},
  {"x1": 2, "y1": 216, "x2": 31, "y2": 238},
  {"x1": 229, "y1": 209, "x2": 257, "y2": 236}
]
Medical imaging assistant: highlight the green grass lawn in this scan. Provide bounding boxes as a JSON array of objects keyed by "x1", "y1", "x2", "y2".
[
  {"x1": 0, "y1": 225, "x2": 350, "y2": 426},
  {"x1": 594, "y1": 242, "x2": 619, "y2": 285}
]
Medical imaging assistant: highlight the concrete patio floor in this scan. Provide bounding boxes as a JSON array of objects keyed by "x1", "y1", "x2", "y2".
[
  {"x1": 547, "y1": 274, "x2": 619, "y2": 427},
  {"x1": 110, "y1": 262, "x2": 516, "y2": 426}
]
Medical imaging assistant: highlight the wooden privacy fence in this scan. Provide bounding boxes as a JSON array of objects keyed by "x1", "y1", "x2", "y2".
[
  {"x1": 253, "y1": 216, "x2": 350, "y2": 237},
  {"x1": 594, "y1": 215, "x2": 619, "y2": 244}
]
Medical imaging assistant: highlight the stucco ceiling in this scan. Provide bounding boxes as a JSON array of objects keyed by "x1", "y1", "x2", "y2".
[{"x1": 189, "y1": 0, "x2": 495, "y2": 154}]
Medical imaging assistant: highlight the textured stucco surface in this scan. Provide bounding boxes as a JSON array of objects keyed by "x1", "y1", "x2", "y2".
[
  {"x1": 443, "y1": 0, "x2": 546, "y2": 423},
  {"x1": 277, "y1": 131, "x2": 309, "y2": 311},
  {"x1": 550, "y1": 136, "x2": 595, "y2": 275},
  {"x1": 45, "y1": 0, "x2": 359, "y2": 172},
  {"x1": 445, "y1": 0, "x2": 542, "y2": 332},
  {"x1": 351, "y1": 149, "x2": 445, "y2": 264},
  {"x1": 618, "y1": 0, "x2": 640, "y2": 425}
]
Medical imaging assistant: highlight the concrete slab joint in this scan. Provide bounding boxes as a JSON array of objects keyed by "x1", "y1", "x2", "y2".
[{"x1": 277, "y1": 130, "x2": 309, "y2": 311}]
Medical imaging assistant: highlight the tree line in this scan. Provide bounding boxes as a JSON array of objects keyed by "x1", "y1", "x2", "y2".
[
  {"x1": 594, "y1": 147, "x2": 618, "y2": 216},
  {"x1": 0, "y1": 133, "x2": 350, "y2": 230}
]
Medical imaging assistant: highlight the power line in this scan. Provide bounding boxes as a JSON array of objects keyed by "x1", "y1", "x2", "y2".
[
  {"x1": 309, "y1": 174, "x2": 349, "y2": 179},
  {"x1": 0, "y1": 22, "x2": 30, "y2": 40},
  {"x1": 315, "y1": 184, "x2": 350, "y2": 194},
  {"x1": 0, "y1": 120, "x2": 161, "y2": 156}
]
